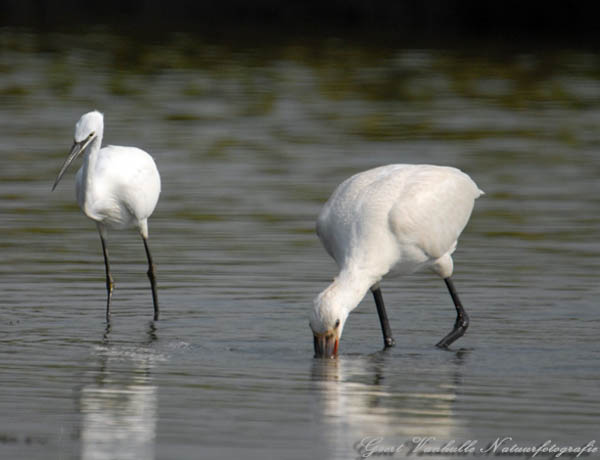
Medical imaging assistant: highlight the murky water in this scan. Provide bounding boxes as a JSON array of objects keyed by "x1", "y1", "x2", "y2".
[{"x1": 1, "y1": 30, "x2": 599, "y2": 459}]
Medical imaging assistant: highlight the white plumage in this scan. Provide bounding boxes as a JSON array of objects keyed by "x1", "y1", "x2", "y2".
[
  {"x1": 75, "y1": 144, "x2": 160, "y2": 237},
  {"x1": 53, "y1": 111, "x2": 161, "y2": 321},
  {"x1": 310, "y1": 164, "x2": 483, "y2": 358}
]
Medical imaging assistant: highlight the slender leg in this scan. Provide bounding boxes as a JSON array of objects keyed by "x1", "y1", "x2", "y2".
[
  {"x1": 142, "y1": 236, "x2": 159, "y2": 321},
  {"x1": 436, "y1": 277, "x2": 470, "y2": 349},
  {"x1": 103, "y1": 322, "x2": 112, "y2": 344},
  {"x1": 371, "y1": 284, "x2": 396, "y2": 348},
  {"x1": 99, "y1": 233, "x2": 114, "y2": 322}
]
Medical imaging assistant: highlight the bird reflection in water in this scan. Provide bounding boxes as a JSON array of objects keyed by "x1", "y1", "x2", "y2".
[
  {"x1": 78, "y1": 322, "x2": 162, "y2": 460},
  {"x1": 310, "y1": 351, "x2": 469, "y2": 459}
]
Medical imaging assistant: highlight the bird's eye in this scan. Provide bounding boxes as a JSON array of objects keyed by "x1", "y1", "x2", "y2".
[
  {"x1": 88, "y1": 132, "x2": 95, "y2": 138},
  {"x1": 335, "y1": 319, "x2": 340, "y2": 328}
]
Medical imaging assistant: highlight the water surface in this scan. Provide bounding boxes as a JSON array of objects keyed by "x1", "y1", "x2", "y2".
[{"x1": 1, "y1": 30, "x2": 599, "y2": 459}]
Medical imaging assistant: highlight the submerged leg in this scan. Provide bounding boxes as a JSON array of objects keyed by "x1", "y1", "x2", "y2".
[
  {"x1": 142, "y1": 236, "x2": 159, "y2": 321},
  {"x1": 436, "y1": 277, "x2": 470, "y2": 349},
  {"x1": 371, "y1": 284, "x2": 396, "y2": 348},
  {"x1": 99, "y1": 231, "x2": 114, "y2": 322}
]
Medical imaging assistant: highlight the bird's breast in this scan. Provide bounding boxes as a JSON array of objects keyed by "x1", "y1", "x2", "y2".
[{"x1": 76, "y1": 173, "x2": 135, "y2": 228}]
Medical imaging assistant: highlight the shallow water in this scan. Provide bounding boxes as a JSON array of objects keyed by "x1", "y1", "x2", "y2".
[{"x1": 1, "y1": 30, "x2": 599, "y2": 459}]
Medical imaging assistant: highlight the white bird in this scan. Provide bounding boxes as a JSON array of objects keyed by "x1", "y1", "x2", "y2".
[
  {"x1": 52, "y1": 111, "x2": 161, "y2": 321},
  {"x1": 310, "y1": 164, "x2": 483, "y2": 358}
]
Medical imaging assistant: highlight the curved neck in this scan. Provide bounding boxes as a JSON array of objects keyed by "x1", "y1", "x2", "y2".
[
  {"x1": 322, "y1": 268, "x2": 377, "y2": 315},
  {"x1": 79, "y1": 135, "x2": 103, "y2": 200},
  {"x1": 82, "y1": 132, "x2": 103, "y2": 170}
]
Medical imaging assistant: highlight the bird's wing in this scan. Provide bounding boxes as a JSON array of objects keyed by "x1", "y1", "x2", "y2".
[
  {"x1": 387, "y1": 167, "x2": 481, "y2": 259},
  {"x1": 96, "y1": 146, "x2": 161, "y2": 221}
]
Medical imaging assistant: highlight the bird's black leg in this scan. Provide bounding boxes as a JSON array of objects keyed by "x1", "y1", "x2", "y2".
[
  {"x1": 99, "y1": 233, "x2": 114, "y2": 322},
  {"x1": 142, "y1": 236, "x2": 159, "y2": 321},
  {"x1": 436, "y1": 277, "x2": 470, "y2": 349},
  {"x1": 371, "y1": 284, "x2": 396, "y2": 348}
]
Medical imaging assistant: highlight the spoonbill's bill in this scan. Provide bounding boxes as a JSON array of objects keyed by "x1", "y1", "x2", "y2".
[
  {"x1": 310, "y1": 164, "x2": 483, "y2": 358},
  {"x1": 52, "y1": 111, "x2": 161, "y2": 321}
]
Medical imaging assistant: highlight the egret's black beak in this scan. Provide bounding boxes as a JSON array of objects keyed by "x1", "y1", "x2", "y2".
[
  {"x1": 313, "y1": 332, "x2": 339, "y2": 359},
  {"x1": 52, "y1": 137, "x2": 94, "y2": 191}
]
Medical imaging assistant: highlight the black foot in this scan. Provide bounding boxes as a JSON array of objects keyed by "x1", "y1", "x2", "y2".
[
  {"x1": 384, "y1": 337, "x2": 396, "y2": 348},
  {"x1": 435, "y1": 314, "x2": 469, "y2": 349}
]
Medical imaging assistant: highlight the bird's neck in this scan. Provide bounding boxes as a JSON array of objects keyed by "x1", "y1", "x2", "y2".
[
  {"x1": 323, "y1": 268, "x2": 377, "y2": 315},
  {"x1": 81, "y1": 136, "x2": 103, "y2": 175}
]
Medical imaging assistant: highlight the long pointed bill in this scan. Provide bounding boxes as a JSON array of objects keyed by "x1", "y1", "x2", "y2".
[
  {"x1": 313, "y1": 333, "x2": 339, "y2": 359},
  {"x1": 52, "y1": 137, "x2": 94, "y2": 191}
]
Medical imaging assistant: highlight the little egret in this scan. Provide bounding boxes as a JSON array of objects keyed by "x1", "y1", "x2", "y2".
[
  {"x1": 52, "y1": 111, "x2": 161, "y2": 321},
  {"x1": 310, "y1": 164, "x2": 483, "y2": 358}
]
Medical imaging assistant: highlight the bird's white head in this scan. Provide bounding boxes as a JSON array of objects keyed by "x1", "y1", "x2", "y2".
[
  {"x1": 310, "y1": 286, "x2": 351, "y2": 359},
  {"x1": 74, "y1": 110, "x2": 104, "y2": 144},
  {"x1": 52, "y1": 111, "x2": 104, "y2": 191}
]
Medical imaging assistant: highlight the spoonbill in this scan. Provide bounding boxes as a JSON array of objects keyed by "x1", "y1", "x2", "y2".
[
  {"x1": 52, "y1": 111, "x2": 161, "y2": 321},
  {"x1": 310, "y1": 164, "x2": 483, "y2": 358}
]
